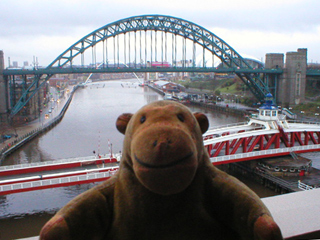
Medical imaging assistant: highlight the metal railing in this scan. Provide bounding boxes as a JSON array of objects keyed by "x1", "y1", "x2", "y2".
[
  {"x1": 255, "y1": 169, "x2": 299, "y2": 191},
  {"x1": 0, "y1": 169, "x2": 118, "y2": 194},
  {"x1": 210, "y1": 144, "x2": 320, "y2": 164},
  {"x1": 298, "y1": 180, "x2": 315, "y2": 191},
  {"x1": 206, "y1": 122, "x2": 248, "y2": 132},
  {"x1": 204, "y1": 124, "x2": 262, "y2": 137},
  {"x1": 0, "y1": 156, "x2": 93, "y2": 172},
  {"x1": 287, "y1": 119, "x2": 320, "y2": 126},
  {"x1": 0, "y1": 153, "x2": 121, "y2": 172}
]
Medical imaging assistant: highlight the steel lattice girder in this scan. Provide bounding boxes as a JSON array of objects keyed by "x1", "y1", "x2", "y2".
[{"x1": 206, "y1": 131, "x2": 320, "y2": 159}]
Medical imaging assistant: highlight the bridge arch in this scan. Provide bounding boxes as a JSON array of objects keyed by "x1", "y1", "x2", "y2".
[
  {"x1": 48, "y1": 15, "x2": 269, "y2": 100},
  {"x1": 50, "y1": 15, "x2": 247, "y2": 69},
  {"x1": 7, "y1": 15, "x2": 272, "y2": 117}
]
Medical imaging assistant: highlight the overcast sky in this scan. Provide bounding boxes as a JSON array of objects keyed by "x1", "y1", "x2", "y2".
[{"x1": 1, "y1": 0, "x2": 319, "y2": 67}]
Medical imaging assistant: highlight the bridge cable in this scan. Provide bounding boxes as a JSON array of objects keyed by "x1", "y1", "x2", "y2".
[
  {"x1": 117, "y1": 35, "x2": 120, "y2": 68},
  {"x1": 161, "y1": 31, "x2": 164, "y2": 65},
  {"x1": 114, "y1": 35, "x2": 116, "y2": 68},
  {"x1": 106, "y1": 38, "x2": 108, "y2": 68},
  {"x1": 135, "y1": 31, "x2": 137, "y2": 68},
  {"x1": 129, "y1": 32, "x2": 131, "y2": 67},
  {"x1": 151, "y1": 31, "x2": 153, "y2": 64}
]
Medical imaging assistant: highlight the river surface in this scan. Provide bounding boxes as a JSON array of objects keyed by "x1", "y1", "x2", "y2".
[{"x1": 0, "y1": 79, "x2": 281, "y2": 239}]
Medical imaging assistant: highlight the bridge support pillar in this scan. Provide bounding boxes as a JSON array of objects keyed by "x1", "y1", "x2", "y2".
[
  {"x1": 265, "y1": 53, "x2": 284, "y2": 103},
  {"x1": 0, "y1": 50, "x2": 8, "y2": 123},
  {"x1": 144, "y1": 72, "x2": 149, "y2": 81}
]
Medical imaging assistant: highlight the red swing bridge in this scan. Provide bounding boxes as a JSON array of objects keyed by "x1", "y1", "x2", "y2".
[
  {"x1": 1, "y1": 94, "x2": 320, "y2": 195},
  {"x1": 204, "y1": 106, "x2": 320, "y2": 165}
]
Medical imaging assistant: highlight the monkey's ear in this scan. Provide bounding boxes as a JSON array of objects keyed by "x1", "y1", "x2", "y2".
[
  {"x1": 116, "y1": 113, "x2": 133, "y2": 134},
  {"x1": 193, "y1": 112, "x2": 209, "y2": 134}
]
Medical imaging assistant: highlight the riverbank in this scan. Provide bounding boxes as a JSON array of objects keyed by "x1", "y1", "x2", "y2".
[
  {"x1": 148, "y1": 83, "x2": 252, "y2": 117},
  {"x1": 0, "y1": 85, "x2": 79, "y2": 163},
  {"x1": 186, "y1": 101, "x2": 249, "y2": 118}
]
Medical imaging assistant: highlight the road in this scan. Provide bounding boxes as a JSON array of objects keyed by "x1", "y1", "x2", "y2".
[{"x1": 0, "y1": 86, "x2": 72, "y2": 152}]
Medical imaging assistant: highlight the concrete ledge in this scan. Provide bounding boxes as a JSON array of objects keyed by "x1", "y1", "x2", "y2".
[
  {"x1": 262, "y1": 188, "x2": 320, "y2": 239},
  {"x1": 16, "y1": 189, "x2": 320, "y2": 240}
]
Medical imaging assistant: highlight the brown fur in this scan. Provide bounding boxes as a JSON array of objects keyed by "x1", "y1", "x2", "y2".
[{"x1": 40, "y1": 100, "x2": 282, "y2": 240}]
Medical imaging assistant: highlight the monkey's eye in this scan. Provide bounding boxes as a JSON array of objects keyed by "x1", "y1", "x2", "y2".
[
  {"x1": 140, "y1": 115, "x2": 146, "y2": 123},
  {"x1": 177, "y1": 113, "x2": 184, "y2": 122}
]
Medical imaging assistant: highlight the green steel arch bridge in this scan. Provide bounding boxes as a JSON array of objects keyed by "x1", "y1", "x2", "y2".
[{"x1": 3, "y1": 15, "x2": 284, "y2": 117}]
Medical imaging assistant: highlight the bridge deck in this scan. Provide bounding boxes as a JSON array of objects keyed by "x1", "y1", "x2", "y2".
[
  {"x1": 2, "y1": 66, "x2": 284, "y2": 76},
  {"x1": 0, "y1": 154, "x2": 120, "y2": 176},
  {"x1": 0, "y1": 155, "x2": 120, "y2": 195},
  {"x1": 0, "y1": 164, "x2": 119, "y2": 195}
]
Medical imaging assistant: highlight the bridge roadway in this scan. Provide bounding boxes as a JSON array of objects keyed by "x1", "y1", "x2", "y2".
[
  {"x1": 3, "y1": 65, "x2": 319, "y2": 76},
  {"x1": 2, "y1": 66, "x2": 284, "y2": 76}
]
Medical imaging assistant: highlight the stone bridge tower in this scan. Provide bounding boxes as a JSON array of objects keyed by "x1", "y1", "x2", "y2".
[
  {"x1": 284, "y1": 48, "x2": 307, "y2": 105},
  {"x1": 265, "y1": 48, "x2": 307, "y2": 107},
  {"x1": 265, "y1": 52, "x2": 284, "y2": 103}
]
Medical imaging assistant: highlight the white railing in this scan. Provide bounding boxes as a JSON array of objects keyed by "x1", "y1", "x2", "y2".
[
  {"x1": 210, "y1": 144, "x2": 320, "y2": 164},
  {"x1": 287, "y1": 119, "x2": 320, "y2": 126},
  {"x1": 0, "y1": 156, "x2": 92, "y2": 171},
  {"x1": 0, "y1": 169, "x2": 118, "y2": 194},
  {"x1": 298, "y1": 180, "x2": 315, "y2": 191},
  {"x1": 204, "y1": 124, "x2": 263, "y2": 138},
  {"x1": 204, "y1": 128, "x2": 279, "y2": 145},
  {"x1": 0, "y1": 153, "x2": 121, "y2": 172},
  {"x1": 282, "y1": 108, "x2": 297, "y2": 119},
  {"x1": 206, "y1": 122, "x2": 248, "y2": 132}
]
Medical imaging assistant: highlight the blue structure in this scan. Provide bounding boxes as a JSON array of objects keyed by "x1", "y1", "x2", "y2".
[{"x1": 256, "y1": 93, "x2": 280, "y2": 121}]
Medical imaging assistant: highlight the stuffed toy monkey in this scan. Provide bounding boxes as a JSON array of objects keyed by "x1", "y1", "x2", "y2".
[{"x1": 40, "y1": 100, "x2": 282, "y2": 240}]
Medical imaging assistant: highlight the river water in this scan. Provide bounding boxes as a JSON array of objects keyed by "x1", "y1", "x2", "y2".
[{"x1": 0, "y1": 79, "x2": 279, "y2": 239}]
